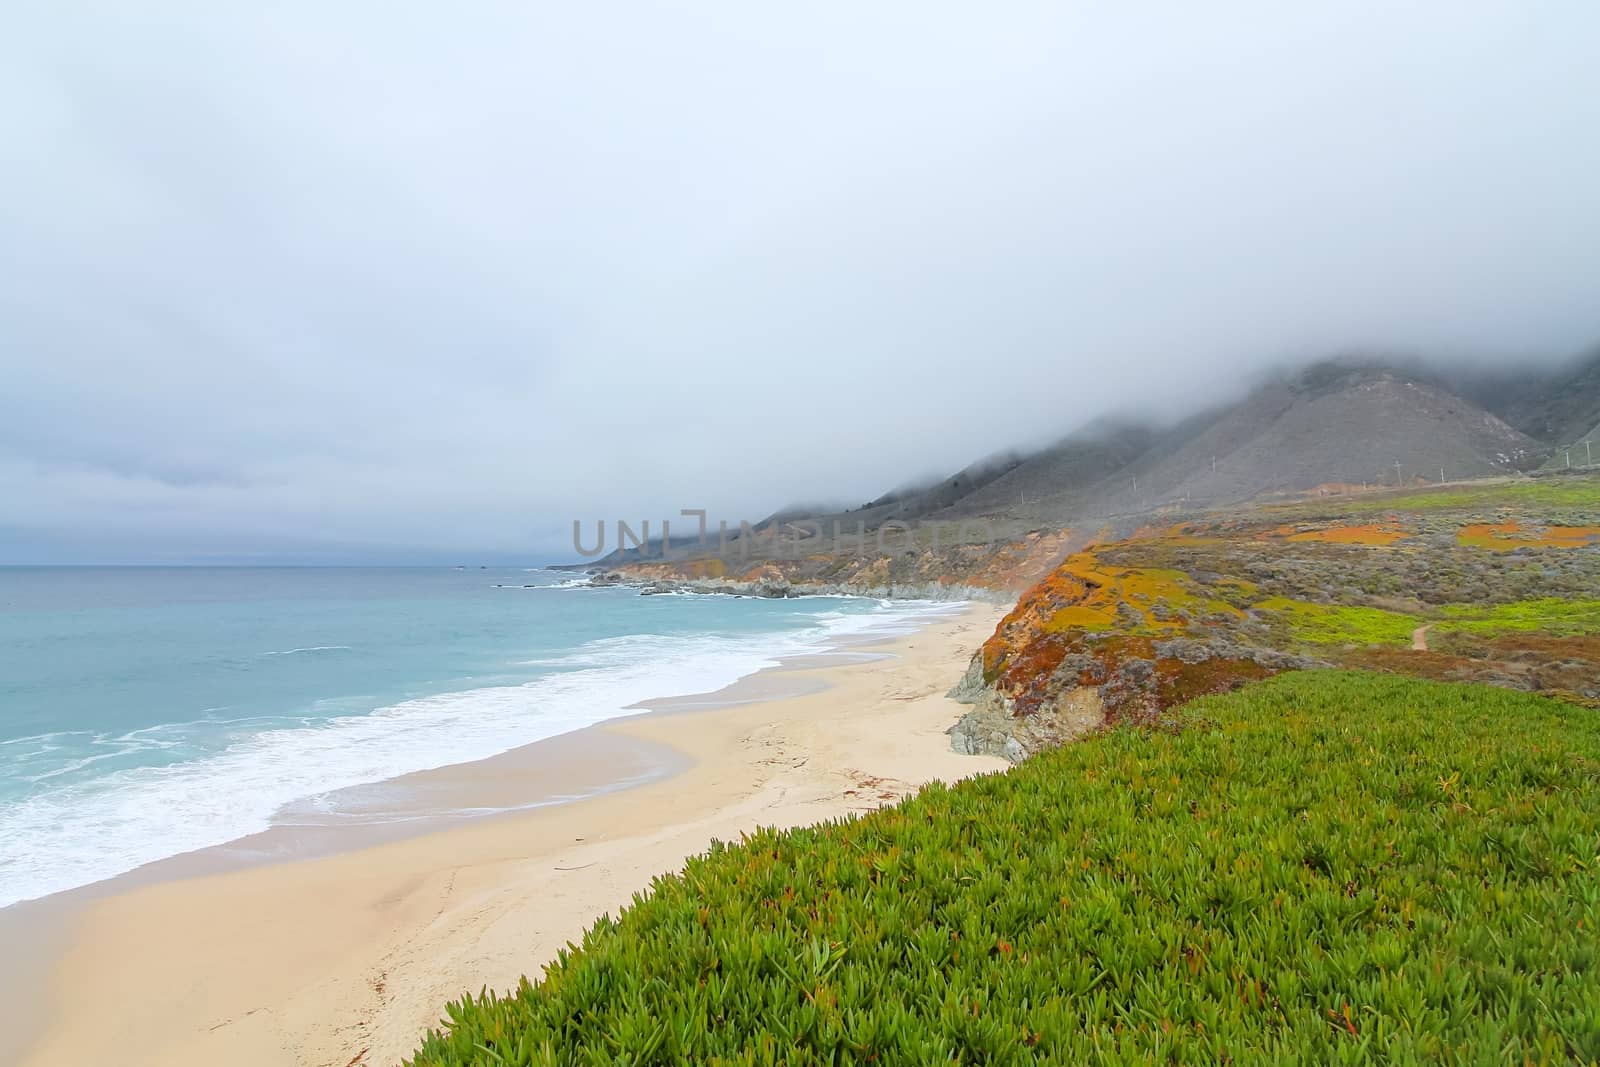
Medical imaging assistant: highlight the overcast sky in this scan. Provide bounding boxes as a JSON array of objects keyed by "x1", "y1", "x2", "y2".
[{"x1": 2, "y1": 2, "x2": 1598, "y2": 563}]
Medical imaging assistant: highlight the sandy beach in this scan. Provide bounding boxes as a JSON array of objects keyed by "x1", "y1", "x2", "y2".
[{"x1": 12, "y1": 601, "x2": 1007, "y2": 1067}]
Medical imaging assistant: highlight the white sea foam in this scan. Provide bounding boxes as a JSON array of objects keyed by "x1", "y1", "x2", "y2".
[
  {"x1": 261, "y1": 645, "x2": 353, "y2": 656},
  {"x1": 491, "y1": 576, "x2": 595, "y2": 590},
  {"x1": 0, "y1": 599, "x2": 957, "y2": 909}
]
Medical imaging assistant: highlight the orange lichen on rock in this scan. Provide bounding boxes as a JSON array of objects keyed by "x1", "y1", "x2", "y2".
[
  {"x1": 980, "y1": 538, "x2": 1244, "y2": 690},
  {"x1": 981, "y1": 565, "x2": 1097, "y2": 681},
  {"x1": 986, "y1": 623, "x2": 1276, "y2": 724},
  {"x1": 1458, "y1": 522, "x2": 1600, "y2": 550},
  {"x1": 1290, "y1": 524, "x2": 1409, "y2": 545},
  {"x1": 1112, "y1": 565, "x2": 1233, "y2": 619},
  {"x1": 1266, "y1": 523, "x2": 1410, "y2": 545},
  {"x1": 1040, "y1": 555, "x2": 1225, "y2": 635},
  {"x1": 991, "y1": 633, "x2": 1076, "y2": 716},
  {"x1": 737, "y1": 562, "x2": 790, "y2": 583}
]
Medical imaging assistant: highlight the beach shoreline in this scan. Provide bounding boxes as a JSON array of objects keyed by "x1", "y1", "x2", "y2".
[{"x1": 11, "y1": 600, "x2": 1008, "y2": 1067}]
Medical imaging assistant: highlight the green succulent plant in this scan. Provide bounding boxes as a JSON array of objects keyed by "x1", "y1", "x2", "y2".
[{"x1": 409, "y1": 672, "x2": 1600, "y2": 1066}]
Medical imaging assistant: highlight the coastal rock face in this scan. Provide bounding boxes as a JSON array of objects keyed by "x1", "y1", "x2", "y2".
[
  {"x1": 945, "y1": 654, "x2": 988, "y2": 704},
  {"x1": 946, "y1": 478, "x2": 1600, "y2": 760},
  {"x1": 588, "y1": 571, "x2": 1014, "y2": 604},
  {"x1": 947, "y1": 707, "x2": 1027, "y2": 763},
  {"x1": 597, "y1": 528, "x2": 1076, "y2": 604},
  {"x1": 947, "y1": 680, "x2": 1103, "y2": 763}
]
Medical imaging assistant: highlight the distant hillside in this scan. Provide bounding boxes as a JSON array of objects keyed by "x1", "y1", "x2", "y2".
[
  {"x1": 588, "y1": 351, "x2": 1590, "y2": 581},
  {"x1": 772, "y1": 359, "x2": 1547, "y2": 535},
  {"x1": 765, "y1": 421, "x2": 1155, "y2": 535},
  {"x1": 765, "y1": 448, "x2": 1030, "y2": 531},
  {"x1": 1460, "y1": 346, "x2": 1600, "y2": 446},
  {"x1": 1078, "y1": 365, "x2": 1541, "y2": 515},
  {"x1": 911, "y1": 420, "x2": 1156, "y2": 524},
  {"x1": 1539, "y1": 421, "x2": 1600, "y2": 472}
]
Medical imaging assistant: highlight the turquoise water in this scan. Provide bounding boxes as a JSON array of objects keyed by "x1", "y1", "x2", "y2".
[{"x1": 0, "y1": 567, "x2": 950, "y2": 908}]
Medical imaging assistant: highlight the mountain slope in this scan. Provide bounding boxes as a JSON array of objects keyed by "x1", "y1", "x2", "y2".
[
  {"x1": 1460, "y1": 347, "x2": 1600, "y2": 446},
  {"x1": 771, "y1": 361, "x2": 1547, "y2": 536},
  {"x1": 592, "y1": 357, "x2": 1561, "y2": 585},
  {"x1": 916, "y1": 363, "x2": 1545, "y2": 529},
  {"x1": 892, "y1": 421, "x2": 1156, "y2": 525},
  {"x1": 1082, "y1": 366, "x2": 1543, "y2": 515}
]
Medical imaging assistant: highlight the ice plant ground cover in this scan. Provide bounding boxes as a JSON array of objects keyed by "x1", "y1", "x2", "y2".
[{"x1": 408, "y1": 671, "x2": 1600, "y2": 1065}]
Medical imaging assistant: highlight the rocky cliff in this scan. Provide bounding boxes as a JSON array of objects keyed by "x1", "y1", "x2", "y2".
[
  {"x1": 604, "y1": 527, "x2": 1079, "y2": 601},
  {"x1": 948, "y1": 475, "x2": 1600, "y2": 760}
]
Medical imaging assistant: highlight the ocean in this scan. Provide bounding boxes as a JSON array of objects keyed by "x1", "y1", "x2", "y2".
[{"x1": 0, "y1": 566, "x2": 953, "y2": 909}]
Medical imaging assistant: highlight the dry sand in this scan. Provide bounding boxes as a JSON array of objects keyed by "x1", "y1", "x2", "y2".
[{"x1": 15, "y1": 603, "x2": 1007, "y2": 1067}]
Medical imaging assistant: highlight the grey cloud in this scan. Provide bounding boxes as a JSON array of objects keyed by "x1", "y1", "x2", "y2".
[{"x1": 2, "y1": 2, "x2": 1598, "y2": 562}]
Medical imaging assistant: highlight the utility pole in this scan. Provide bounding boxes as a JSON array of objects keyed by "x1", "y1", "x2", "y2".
[
  {"x1": 1440, "y1": 467, "x2": 1446, "y2": 484},
  {"x1": 1393, "y1": 461, "x2": 1403, "y2": 486},
  {"x1": 1587, "y1": 440, "x2": 1593, "y2": 467},
  {"x1": 1565, "y1": 449, "x2": 1572, "y2": 469}
]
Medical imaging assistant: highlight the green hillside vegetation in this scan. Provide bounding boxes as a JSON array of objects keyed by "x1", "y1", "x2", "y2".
[
  {"x1": 1256, "y1": 597, "x2": 1600, "y2": 648},
  {"x1": 408, "y1": 672, "x2": 1600, "y2": 1066},
  {"x1": 1253, "y1": 597, "x2": 1419, "y2": 646},
  {"x1": 1328, "y1": 477, "x2": 1600, "y2": 513},
  {"x1": 1436, "y1": 599, "x2": 1600, "y2": 637}
]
